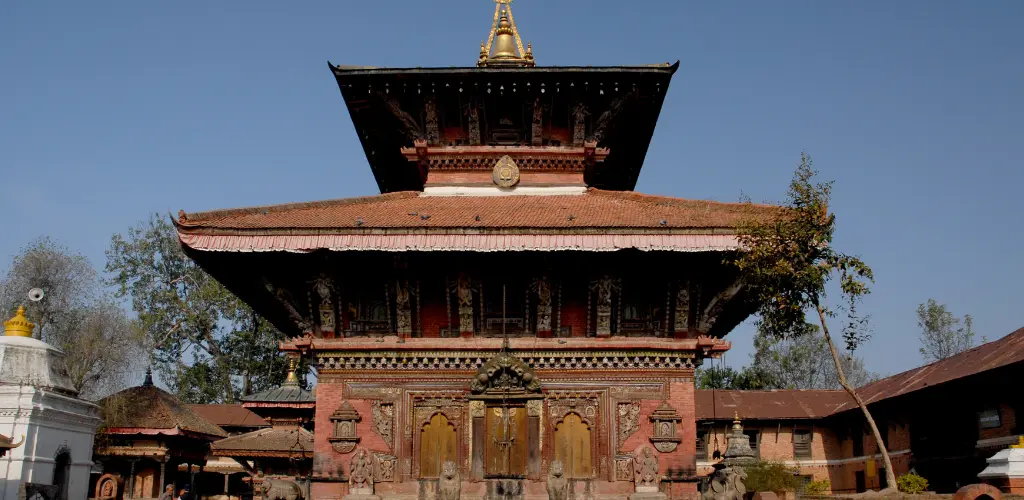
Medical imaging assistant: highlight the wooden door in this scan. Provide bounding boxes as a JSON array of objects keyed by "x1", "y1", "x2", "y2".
[
  {"x1": 485, "y1": 405, "x2": 528, "y2": 476},
  {"x1": 553, "y1": 412, "x2": 592, "y2": 478},
  {"x1": 420, "y1": 413, "x2": 458, "y2": 478}
]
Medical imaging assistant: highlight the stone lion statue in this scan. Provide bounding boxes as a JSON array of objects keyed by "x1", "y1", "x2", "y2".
[
  {"x1": 438, "y1": 460, "x2": 461, "y2": 500},
  {"x1": 259, "y1": 478, "x2": 304, "y2": 500},
  {"x1": 546, "y1": 459, "x2": 568, "y2": 500}
]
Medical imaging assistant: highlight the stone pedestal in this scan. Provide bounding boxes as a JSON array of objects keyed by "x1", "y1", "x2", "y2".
[
  {"x1": 978, "y1": 444, "x2": 1024, "y2": 494},
  {"x1": 342, "y1": 487, "x2": 381, "y2": 500},
  {"x1": 483, "y1": 478, "x2": 524, "y2": 500},
  {"x1": 629, "y1": 487, "x2": 667, "y2": 500}
]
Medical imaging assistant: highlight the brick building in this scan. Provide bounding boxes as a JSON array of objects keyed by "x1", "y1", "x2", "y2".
[
  {"x1": 695, "y1": 326, "x2": 1024, "y2": 494},
  {"x1": 171, "y1": 2, "x2": 779, "y2": 498}
]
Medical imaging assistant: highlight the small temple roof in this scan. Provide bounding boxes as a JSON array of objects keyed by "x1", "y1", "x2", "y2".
[
  {"x1": 176, "y1": 189, "x2": 780, "y2": 253},
  {"x1": 240, "y1": 360, "x2": 314, "y2": 406},
  {"x1": 100, "y1": 375, "x2": 227, "y2": 440},
  {"x1": 189, "y1": 404, "x2": 270, "y2": 429},
  {"x1": 210, "y1": 426, "x2": 313, "y2": 458}
]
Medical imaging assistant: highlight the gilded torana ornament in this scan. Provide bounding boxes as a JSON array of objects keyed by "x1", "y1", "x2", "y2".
[{"x1": 492, "y1": 155, "x2": 521, "y2": 188}]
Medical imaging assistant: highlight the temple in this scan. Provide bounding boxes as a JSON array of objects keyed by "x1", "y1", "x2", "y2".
[{"x1": 174, "y1": 2, "x2": 780, "y2": 498}]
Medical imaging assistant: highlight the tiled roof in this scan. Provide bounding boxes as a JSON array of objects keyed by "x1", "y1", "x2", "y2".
[
  {"x1": 241, "y1": 382, "x2": 315, "y2": 405},
  {"x1": 188, "y1": 404, "x2": 269, "y2": 429},
  {"x1": 211, "y1": 426, "x2": 313, "y2": 458},
  {"x1": 835, "y1": 326, "x2": 1024, "y2": 411},
  {"x1": 100, "y1": 384, "x2": 227, "y2": 439},
  {"x1": 177, "y1": 189, "x2": 779, "y2": 232},
  {"x1": 695, "y1": 389, "x2": 854, "y2": 420}
]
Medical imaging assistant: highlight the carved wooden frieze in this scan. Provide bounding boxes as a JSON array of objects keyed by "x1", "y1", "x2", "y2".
[
  {"x1": 466, "y1": 105, "x2": 481, "y2": 145},
  {"x1": 395, "y1": 280, "x2": 412, "y2": 335},
  {"x1": 674, "y1": 281, "x2": 690, "y2": 333},
  {"x1": 526, "y1": 399, "x2": 543, "y2": 417},
  {"x1": 425, "y1": 97, "x2": 440, "y2": 144},
  {"x1": 328, "y1": 401, "x2": 361, "y2": 454},
  {"x1": 548, "y1": 395, "x2": 599, "y2": 425},
  {"x1": 618, "y1": 401, "x2": 642, "y2": 450},
  {"x1": 572, "y1": 103, "x2": 588, "y2": 146},
  {"x1": 346, "y1": 386, "x2": 402, "y2": 400},
  {"x1": 371, "y1": 401, "x2": 395, "y2": 451},
  {"x1": 318, "y1": 351, "x2": 698, "y2": 372},
  {"x1": 469, "y1": 400, "x2": 486, "y2": 418},
  {"x1": 531, "y1": 97, "x2": 544, "y2": 146}
]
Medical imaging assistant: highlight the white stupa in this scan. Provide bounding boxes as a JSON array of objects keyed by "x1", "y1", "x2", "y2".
[
  {"x1": 978, "y1": 436, "x2": 1024, "y2": 494},
  {"x1": 0, "y1": 306, "x2": 102, "y2": 500}
]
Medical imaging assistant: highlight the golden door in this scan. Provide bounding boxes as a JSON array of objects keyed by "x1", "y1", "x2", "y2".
[
  {"x1": 485, "y1": 406, "x2": 529, "y2": 476},
  {"x1": 553, "y1": 413, "x2": 592, "y2": 478},
  {"x1": 420, "y1": 413, "x2": 458, "y2": 478}
]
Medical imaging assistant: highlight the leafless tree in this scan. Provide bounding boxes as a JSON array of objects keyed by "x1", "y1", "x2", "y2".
[{"x1": 0, "y1": 237, "x2": 144, "y2": 399}]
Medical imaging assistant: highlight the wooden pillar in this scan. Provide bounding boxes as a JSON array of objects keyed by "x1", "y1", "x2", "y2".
[
  {"x1": 224, "y1": 473, "x2": 230, "y2": 494},
  {"x1": 128, "y1": 459, "x2": 137, "y2": 499},
  {"x1": 471, "y1": 412, "x2": 485, "y2": 481},
  {"x1": 527, "y1": 412, "x2": 541, "y2": 480},
  {"x1": 159, "y1": 460, "x2": 166, "y2": 494}
]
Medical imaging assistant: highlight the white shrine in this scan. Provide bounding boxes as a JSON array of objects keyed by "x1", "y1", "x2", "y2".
[{"x1": 0, "y1": 307, "x2": 102, "y2": 500}]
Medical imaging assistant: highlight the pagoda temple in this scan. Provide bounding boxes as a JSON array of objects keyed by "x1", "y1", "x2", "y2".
[{"x1": 174, "y1": 2, "x2": 779, "y2": 498}]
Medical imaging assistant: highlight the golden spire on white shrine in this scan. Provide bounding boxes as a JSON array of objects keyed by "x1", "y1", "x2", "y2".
[{"x1": 478, "y1": 0, "x2": 535, "y2": 67}]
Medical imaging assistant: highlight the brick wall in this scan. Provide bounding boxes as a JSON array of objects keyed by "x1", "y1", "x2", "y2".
[{"x1": 978, "y1": 403, "x2": 1017, "y2": 440}]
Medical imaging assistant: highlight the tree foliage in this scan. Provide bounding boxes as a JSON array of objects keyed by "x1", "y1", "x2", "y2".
[
  {"x1": 695, "y1": 364, "x2": 777, "y2": 390},
  {"x1": 732, "y1": 153, "x2": 895, "y2": 490},
  {"x1": 0, "y1": 237, "x2": 143, "y2": 399},
  {"x1": 105, "y1": 214, "x2": 290, "y2": 403},
  {"x1": 753, "y1": 323, "x2": 879, "y2": 389},
  {"x1": 917, "y1": 299, "x2": 976, "y2": 362},
  {"x1": 743, "y1": 460, "x2": 800, "y2": 494}
]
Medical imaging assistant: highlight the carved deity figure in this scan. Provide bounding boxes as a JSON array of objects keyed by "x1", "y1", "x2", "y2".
[
  {"x1": 311, "y1": 275, "x2": 335, "y2": 334},
  {"x1": 534, "y1": 277, "x2": 553, "y2": 332},
  {"x1": 349, "y1": 449, "x2": 375, "y2": 493},
  {"x1": 633, "y1": 447, "x2": 660, "y2": 491},
  {"x1": 425, "y1": 98, "x2": 440, "y2": 144},
  {"x1": 674, "y1": 284, "x2": 690, "y2": 333},
  {"x1": 438, "y1": 460, "x2": 462, "y2": 500},
  {"x1": 592, "y1": 276, "x2": 616, "y2": 336},
  {"x1": 395, "y1": 281, "x2": 412, "y2": 335},
  {"x1": 98, "y1": 479, "x2": 116, "y2": 500},
  {"x1": 546, "y1": 460, "x2": 569, "y2": 500},
  {"x1": 457, "y1": 274, "x2": 474, "y2": 334},
  {"x1": 572, "y1": 103, "x2": 589, "y2": 146},
  {"x1": 466, "y1": 105, "x2": 481, "y2": 145},
  {"x1": 702, "y1": 465, "x2": 747, "y2": 500}
]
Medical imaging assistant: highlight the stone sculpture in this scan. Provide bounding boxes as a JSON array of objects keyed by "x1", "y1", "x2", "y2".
[
  {"x1": 260, "y1": 478, "x2": 304, "y2": 500},
  {"x1": 349, "y1": 448, "x2": 375, "y2": 494},
  {"x1": 629, "y1": 446, "x2": 666, "y2": 500},
  {"x1": 546, "y1": 459, "x2": 569, "y2": 500},
  {"x1": 702, "y1": 464, "x2": 747, "y2": 500},
  {"x1": 438, "y1": 460, "x2": 461, "y2": 500}
]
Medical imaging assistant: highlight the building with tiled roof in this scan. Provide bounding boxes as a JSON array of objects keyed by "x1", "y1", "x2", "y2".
[
  {"x1": 693, "y1": 326, "x2": 1024, "y2": 494},
  {"x1": 172, "y1": 2, "x2": 780, "y2": 498}
]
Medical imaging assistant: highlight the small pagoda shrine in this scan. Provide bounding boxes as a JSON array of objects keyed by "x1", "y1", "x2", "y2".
[
  {"x1": 211, "y1": 357, "x2": 315, "y2": 494},
  {"x1": 0, "y1": 306, "x2": 101, "y2": 500},
  {"x1": 93, "y1": 368, "x2": 228, "y2": 499},
  {"x1": 174, "y1": 1, "x2": 780, "y2": 498}
]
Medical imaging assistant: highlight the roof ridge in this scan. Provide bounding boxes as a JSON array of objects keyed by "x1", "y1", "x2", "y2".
[
  {"x1": 588, "y1": 188, "x2": 782, "y2": 210},
  {"x1": 178, "y1": 192, "x2": 419, "y2": 226}
]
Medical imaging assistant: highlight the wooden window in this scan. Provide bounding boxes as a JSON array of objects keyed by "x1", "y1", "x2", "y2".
[
  {"x1": 696, "y1": 430, "x2": 708, "y2": 459},
  {"x1": 744, "y1": 430, "x2": 760, "y2": 458},
  {"x1": 978, "y1": 408, "x2": 1001, "y2": 429},
  {"x1": 793, "y1": 429, "x2": 812, "y2": 460}
]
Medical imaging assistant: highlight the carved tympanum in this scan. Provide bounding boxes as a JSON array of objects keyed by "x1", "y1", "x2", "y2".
[
  {"x1": 470, "y1": 351, "x2": 541, "y2": 396},
  {"x1": 372, "y1": 401, "x2": 395, "y2": 450},
  {"x1": 618, "y1": 401, "x2": 641, "y2": 449}
]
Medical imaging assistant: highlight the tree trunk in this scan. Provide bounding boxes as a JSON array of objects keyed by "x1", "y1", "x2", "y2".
[{"x1": 817, "y1": 305, "x2": 897, "y2": 491}]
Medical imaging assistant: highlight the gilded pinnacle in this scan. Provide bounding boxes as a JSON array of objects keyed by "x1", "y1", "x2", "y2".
[{"x1": 4, "y1": 306, "x2": 34, "y2": 338}]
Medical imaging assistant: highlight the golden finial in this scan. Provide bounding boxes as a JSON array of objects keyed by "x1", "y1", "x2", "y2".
[
  {"x1": 284, "y1": 357, "x2": 299, "y2": 385},
  {"x1": 4, "y1": 306, "x2": 35, "y2": 338},
  {"x1": 478, "y1": 0, "x2": 535, "y2": 67}
]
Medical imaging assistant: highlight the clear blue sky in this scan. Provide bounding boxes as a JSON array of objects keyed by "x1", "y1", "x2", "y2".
[{"x1": 3, "y1": 1, "x2": 1022, "y2": 377}]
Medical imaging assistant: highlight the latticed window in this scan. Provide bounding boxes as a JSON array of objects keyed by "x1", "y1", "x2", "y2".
[
  {"x1": 696, "y1": 430, "x2": 708, "y2": 459},
  {"x1": 793, "y1": 430, "x2": 812, "y2": 460}
]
